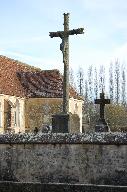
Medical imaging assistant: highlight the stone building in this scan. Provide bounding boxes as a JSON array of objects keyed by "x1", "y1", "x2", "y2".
[{"x1": 0, "y1": 56, "x2": 83, "y2": 133}]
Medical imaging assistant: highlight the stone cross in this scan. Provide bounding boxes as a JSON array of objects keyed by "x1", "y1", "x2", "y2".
[
  {"x1": 49, "y1": 13, "x2": 84, "y2": 113},
  {"x1": 95, "y1": 92, "x2": 110, "y2": 120}
]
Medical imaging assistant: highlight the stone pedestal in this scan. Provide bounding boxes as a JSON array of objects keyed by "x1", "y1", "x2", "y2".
[
  {"x1": 95, "y1": 118, "x2": 110, "y2": 132},
  {"x1": 52, "y1": 114, "x2": 69, "y2": 133},
  {"x1": 52, "y1": 113, "x2": 80, "y2": 133}
]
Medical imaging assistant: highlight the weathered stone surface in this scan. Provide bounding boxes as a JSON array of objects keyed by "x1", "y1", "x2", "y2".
[
  {"x1": 49, "y1": 13, "x2": 84, "y2": 114},
  {"x1": 52, "y1": 114, "x2": 69, "y2": 133},
  {"x1": 69, "y1": 113, "x2": 80, "y2": 133},
  {"x1": 0, "y1": 182, "x2": 127, "y2": 192},
  {"x1": 95, "y1": 92, "x2": 110, "y2": 132},
  {"x1": 52, "y1": 113, "x2": 80, "y2": 133},
  {"x1": 0, "y1": 133, "x2": 126, "y2": 185},
  {"x1": 95, "y1": 118, "x2": 109, "y2": 132},
  {"x1": 0, "y1": 132, "x2": 126, "y2": 144}
]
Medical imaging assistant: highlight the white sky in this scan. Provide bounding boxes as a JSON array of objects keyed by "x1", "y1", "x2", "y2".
[{"x1": 0, "y1": 0, "x2": 127, "y2": 74}]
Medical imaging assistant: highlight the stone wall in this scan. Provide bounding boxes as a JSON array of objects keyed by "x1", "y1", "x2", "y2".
[
  {"x1": 0, "y1": 182, "x2": 127, "y2": 192},
  {"x1": 0, "y1": 133, "x2": 127, "y2": 185}
]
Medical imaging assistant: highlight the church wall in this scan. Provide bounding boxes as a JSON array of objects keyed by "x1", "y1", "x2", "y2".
[
  {"x1": 0, "y1": 94, "x2": 25, "y2": 133},
  {"x1": 0, "y1": 95, "x2": 83, "y2": 133},
  {"x1": 0, "y1": 96, "x2": 4, "y2": 133},
  {"x1": 25, "y1": 98, "x2": 83, "y2": 132},
  {"x1": 0, "y1": 133, "x2": 126, "y2": 186},
  {"x1": 24, "y1": 98, "x2": 63, "y2": 132},
  {"x1": 69, "y1": 98, "x2": 83, "y2": 132}
]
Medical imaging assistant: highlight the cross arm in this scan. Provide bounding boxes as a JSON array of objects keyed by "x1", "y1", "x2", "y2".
[
  {"x1": 95, "y1": 99, "x2": 102, "y2": 104},
  {"x1": 68, "y1": 28, "x2": 84, "y2": 35},
  {"x1": 95, "y1": 99, "x2": 110, "y2": 104},
  {"x1": 104, "y1": 99, "x2": 110, "y2": 104},
  {"x1": 49, "y1": 31, "x2": 63, "y2": 38},
  {"x1": 49, "y1": 28, "x2": 84, "y2": 38}
]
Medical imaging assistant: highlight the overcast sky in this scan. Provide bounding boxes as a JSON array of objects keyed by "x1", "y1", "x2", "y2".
[{"x1": 0, "y1": 0, "x2": 127, "y2": 74}]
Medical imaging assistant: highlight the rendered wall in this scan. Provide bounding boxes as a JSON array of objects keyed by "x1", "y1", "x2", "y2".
[
  {"x1": 0, "y1": 133, "x2": 127, "y2": 185},
  {"x1": 25, "y1": 98, "x2": 62, "y2": 131},
  {"x1": 0, "y1": 94, "x2": 25, "y2": 133},
  {"x1": 25, "y1": 98, "x2": 82, "y2": 132}
]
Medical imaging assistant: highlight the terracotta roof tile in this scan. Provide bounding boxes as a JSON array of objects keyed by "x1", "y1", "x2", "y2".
[
  {"x1": 0, "y1": 55, "x2": 79, "y2": 99},
  {"x1": 0, "y1": 55, "x2": 41, "y2": 97},
  {"x1": 17, "y1": 70, "x2": 63, "y2": 98}
]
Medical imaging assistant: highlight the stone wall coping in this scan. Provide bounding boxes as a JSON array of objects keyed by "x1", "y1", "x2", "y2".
[
  {"x1": 0, "y1": 132, "x2": 127, "y2": 144},
  {"x1": 0, "y1": 182, "x2": 127, "y2": 192}
]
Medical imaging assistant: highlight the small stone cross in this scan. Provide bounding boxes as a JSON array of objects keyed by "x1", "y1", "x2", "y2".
[{"x1": 95, "y1": 92, "x2": 110, "y2": 120}]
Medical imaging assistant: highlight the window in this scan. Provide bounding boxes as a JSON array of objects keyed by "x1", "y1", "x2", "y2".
[{"x1": 14, "y1": 100, "x2": 20, "y2": 127}]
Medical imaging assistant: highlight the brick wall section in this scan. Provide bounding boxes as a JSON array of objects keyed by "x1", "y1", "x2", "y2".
[{"x1": 0, "y1": 133, "x2": 127, "y2": 185}]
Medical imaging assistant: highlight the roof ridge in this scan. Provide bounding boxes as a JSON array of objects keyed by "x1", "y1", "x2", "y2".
[
  {"x1": 17, "y1": 69, "x2": 61, "y2": 75},
  {"x1": 0, "y1": 55, "x2": 42, "y2": 71}
]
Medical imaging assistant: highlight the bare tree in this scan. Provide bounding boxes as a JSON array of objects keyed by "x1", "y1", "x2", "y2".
[
  {"x1": 69, "y1": 67, "x2": 75, "y2": 87},
  {"x1": 109, "y1": 62, "x2": 114, "y2": 102},
  {"x1": 121, "y1": 65, "x2": 126, "y2": 106},
  {"x1": 77, "y1": 67, "x2": 84, "y2": 96},
  {"x1": 88, "y1": 65, "x2": 93, "y2": 101},
  {"x1": 94, "y1": 67, "x2": 98, "y2": 99},
  {"x1": 114, "y1": 59, "x2": 120, "y2": 104},
  {"x1": 84, "y1": 80, "x2": 88, "y2": 101},
  {"x1": 99, "y1": 65, "x2": 105, "y2": 93}
]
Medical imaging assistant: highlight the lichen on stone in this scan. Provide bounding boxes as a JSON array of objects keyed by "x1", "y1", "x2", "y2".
[{"x1": 0, "y1": 132, "x2": 126, "y2": 145}]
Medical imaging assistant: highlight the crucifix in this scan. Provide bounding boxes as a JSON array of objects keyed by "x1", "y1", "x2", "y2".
[
  {"x1": 95, "y1": 92, "x2": 110, "y2": 120},
  {"x1": 94, "y1": 91, "x2": 110, "y2": 132},
  {"x1": 49, "y1": 13, "x2": 84, "y2": 114}
]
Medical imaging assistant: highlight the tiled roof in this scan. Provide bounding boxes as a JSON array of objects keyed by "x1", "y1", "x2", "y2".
[
  {"x1": 0, "y1": 55, "x2": 41, "y2": 97},
  {"x1": 0, "y1": 55, "x2": 79, "y2": 99},
  {"x1": 17, "y1": 71, "x2": 63, "y2": 98}
]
